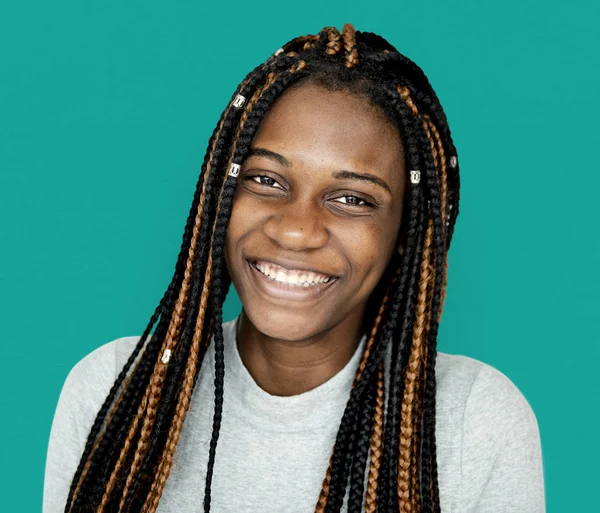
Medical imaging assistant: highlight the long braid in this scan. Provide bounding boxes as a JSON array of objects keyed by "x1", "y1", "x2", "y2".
[
  {"x1": 375, "y1": 84, "x2": 428, "y2": 513},
  {"x1": 347, "y1": 372, "x2": 379, "y2": 512},
  {"x1": 364, "y1": 362, "x2": 386, "y2": 513},
  {"x1": 65, "y1": 121, "x2": 231, "y2": 507},
  {"x1": 423, "y1": 115, "x2": 450, "y2": 321},
  {"x1": 122, "y1": 56, "x2": 309, "y2": 512},
  {"x1": 146, "y1": 65, "x2": 289, "y2": 512},
  {"x1": 138, "y1": 65, "x2": 286, "y2": 513},
  {"x1": 348, "y1": 271, "x2": 401, "y2": 512},
  {"x1": 66, "y1": 79, "x2": 240, "y2": 511},
  {"x1": 380, "y1": 193, "x2": 426, "y2": 513},
  {"x1": 68, "y1": 59, "x2": 278, "y2": 512},
  {"x1": 315, "y1": 267, "x2": 401, "y2": 513},
  {"x1": 64, "y1": 305, "x2": 162, "y2": 509},
  {"x1": 122, "y1": 71, "x2": 263, "y2": 512},
  {"x1": 323, "y1": 190, "x2": 426, "y2": 513},
  {"x1": 98, "y1": 77, "x2": 248, "y2": 511},
  {"x1": 398, "y1": 216, "x2": 434, "y2": 513},
  {"x1": 411, "y1": 266, "x2": 436, "y2": 509},
  {"x1": 201, "y1": 59, "x2": 310, "y2": 512},
  {"x1": 418, "y1": 119, "x2": 449, "y2": 513},
  {"x1": 395, "y1": 85, "x2": 436, "y2": 513},
  {"x1": 393, "y1": 83, "x2": 448, "y2": 512}
]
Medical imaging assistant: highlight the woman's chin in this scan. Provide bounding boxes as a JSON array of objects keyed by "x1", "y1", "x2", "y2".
[{"x1": 243, "y1": 308, "x2": 328, "y2": 342}]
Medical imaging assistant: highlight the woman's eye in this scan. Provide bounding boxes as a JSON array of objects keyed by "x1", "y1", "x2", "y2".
[
  {"x1": 333, "y1": 195, "x2": 372, "y2": 207},
  {"x1": 247, "y1": 174, "x2": 283, "y2": 189}
]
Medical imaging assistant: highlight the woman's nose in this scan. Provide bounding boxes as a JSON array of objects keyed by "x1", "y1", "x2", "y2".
[{"x1": 262, "y1": 201, "x2": 329, "y2": 251}]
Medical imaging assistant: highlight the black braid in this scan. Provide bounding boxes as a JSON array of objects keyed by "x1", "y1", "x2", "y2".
[
  {"x1": 66, "y1": 82, "x2": 236, "y2": 511},
  {"x1": 120, "y1": 65, "x2": 268, "y2": 508},
  {"x1": 67, "y1": 281, "x2": 183, "y2": 509},
  {"x1": 66, "y1": 59, "x2": 280, "y2": 511},
  {"x1": 374, "y1": 87, "x2": 429, "y2": 512},
  {"x1": 325, "y1": 191, "x2": 424, "y2": 512},
  {"x1": 378, "y1": 190, "x2": 426, "y2": 513},
  {"x1": 203, "y1": 64, "x2": 312, "y2": 512},
  {"x1": 104, "y1": 56, "x2": 306, "y2": 509},
  {"x1": 64, "y1": 303, "x2": 162, "y2": 509},
  {"x1": 414, "y1": 115, "x2": 447, "y2": 513},
  {"x1": 347, "y1": 357, "x2": 386, "y2": 512}
]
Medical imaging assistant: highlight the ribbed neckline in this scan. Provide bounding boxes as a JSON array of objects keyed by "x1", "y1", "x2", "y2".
[{"x1": 207, "y1": 314, "x2": 367, "y2": 433}]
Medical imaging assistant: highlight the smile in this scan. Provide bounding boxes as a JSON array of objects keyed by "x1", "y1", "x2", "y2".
[
  {"x1": 246, "y1": 259, "x2": 338, "y2": 301},
  {"x1": 253, "y1": 259, "x2": 333, "y2": 285}
]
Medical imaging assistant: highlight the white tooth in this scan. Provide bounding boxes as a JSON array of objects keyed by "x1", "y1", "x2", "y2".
[{"x1": 255, "y1": 261, "x2": 332, "y2": 285}]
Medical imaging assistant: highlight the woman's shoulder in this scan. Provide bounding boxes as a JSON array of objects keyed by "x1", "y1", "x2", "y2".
[
  {"x1": 436, "y1": 351, "x2": 533, "y2": 401},
  {"x1": 44, "y1": 335, "x2": 144, "y2": 512},
  {"x1": 434, "y1": 355, "x2": 545, "y2": 510},
  {"x1": 57, "y1": 335, "x2": 143, "y2": 409},
  {"x1": 435, "y1": 351, "x2": 540, "y2": 441},
  {"x1": 67, "y1": 335, "x2": 141, "y2": 381}
]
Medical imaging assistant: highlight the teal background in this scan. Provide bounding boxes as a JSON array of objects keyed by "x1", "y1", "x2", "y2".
[{"x1": 1, "y1": 0, "x2": 597, "y2": 510}]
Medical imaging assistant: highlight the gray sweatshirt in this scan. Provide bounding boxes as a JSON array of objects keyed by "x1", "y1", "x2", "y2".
[{"x1": 43, "y1": 314, "x2": 545, "y2": 512}]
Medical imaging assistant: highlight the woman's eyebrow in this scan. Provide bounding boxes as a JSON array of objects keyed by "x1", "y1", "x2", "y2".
[
  {"x1": 332, "y1": 170, "x2": 392, "y2": 196},
  {"x1": 246, "y1": 147, "x2": 292, "y2": 167},
  {"x1": 246, "y1": 146, "x2": 392, "y2": 196}
]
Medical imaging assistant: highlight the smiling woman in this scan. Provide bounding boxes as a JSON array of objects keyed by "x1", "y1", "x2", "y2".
[
  {"x1": 43, "y1": 23, "x2": 545, "y2": 513},
  {"x1": 225, "y1": 83, "x2": 406, "y2": 345}
]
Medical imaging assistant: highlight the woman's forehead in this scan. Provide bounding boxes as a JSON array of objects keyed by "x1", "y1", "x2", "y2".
[{"x1": 248, "y1": 83, "x2": 406, "y2": 192}]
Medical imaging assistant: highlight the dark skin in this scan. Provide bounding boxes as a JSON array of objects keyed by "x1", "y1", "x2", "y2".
[{"x1": 224, "y1": 82, "x2": 407, "y2": 396}]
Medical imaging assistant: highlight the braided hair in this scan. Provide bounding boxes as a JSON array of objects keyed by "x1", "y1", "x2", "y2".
[{"x1": 64, "y1": 23, "x2": 460, "y2": 513}]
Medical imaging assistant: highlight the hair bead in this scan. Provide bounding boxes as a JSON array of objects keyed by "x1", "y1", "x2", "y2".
[
  {"x1": 410, "y1": 170, "x2": 421, "y2": 184},
  {"x1": 449, "y1": 156, "x2": 458, "y2": 169},
  {"x1": 229, "y1": 163, "x2": 241, "y2": 177},
  {"x1": 161, "y1": 348, "x2": 172, "y2": 364},
  {"x1": 232, "y1": 94, "x2": 246, "y2": 108}
]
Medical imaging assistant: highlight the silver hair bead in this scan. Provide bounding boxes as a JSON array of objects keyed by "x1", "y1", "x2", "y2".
[
  {"x1": 161, "y1": 348, "x2": 172, "y2": 364},
  {"x1": 274, "y1": 48, "x2": 284, "y2": 56},
  {"x1": 229, "y1": 163, "x2": 241, "y2": 177},
  {"x1": 449, "y1": 156, "x2": 458, "y2": 169},
  {"x1": 410, "y1": 170, "x2": 421, "y2": 184},
  {"x1": 232, "y1": 94, "x2": 246, "y2": 108}
]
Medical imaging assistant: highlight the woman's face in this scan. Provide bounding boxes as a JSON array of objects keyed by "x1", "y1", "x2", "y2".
[{"x1": 224, "y1": 82, "x2": 407, "y2": 341}]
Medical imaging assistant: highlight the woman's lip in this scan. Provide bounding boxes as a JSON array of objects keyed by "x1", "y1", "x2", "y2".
[
  {"x1": 246, "y1": 259, "x2": 338, "y2": 302},
  {"x1": 251, "y1": 258, "x2": 337, "y2": 279}
]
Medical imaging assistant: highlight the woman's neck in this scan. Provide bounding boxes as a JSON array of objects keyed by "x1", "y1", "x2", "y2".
[{"x1": 235, "y1": 309, "x2": 365, "y2": 396}]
